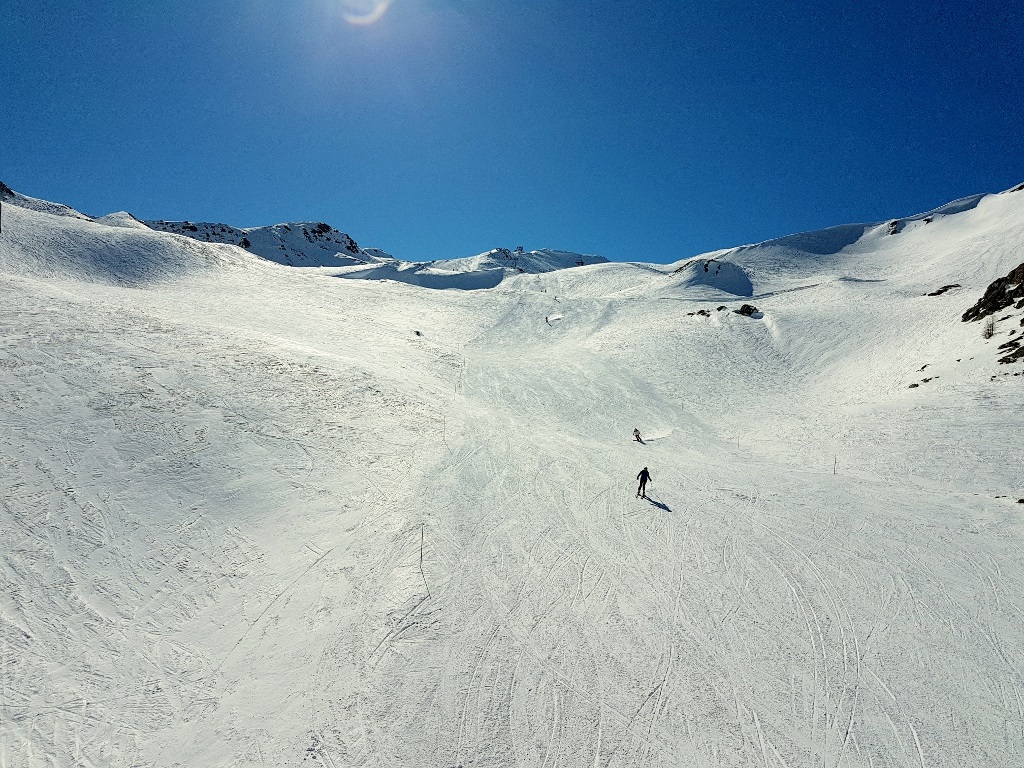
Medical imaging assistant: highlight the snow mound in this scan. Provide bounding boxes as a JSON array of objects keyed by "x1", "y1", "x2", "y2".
[
  {"x1": 670, "y1": 257, "x2": 754, "y2": 296},
  {"x1": 1, "y1": 180, "x2": 93, "y2": 221},
  {"x1": 920, "y1": 192, "x2": 988, "y2": 218},
  {"x1": 338, "y1": 247, "x2": 608, "y2": 290},
  {"x1": 0, "y1": 198, "x2": 249, "y2": 285},
  {"x1": 144, "y1": 219, "x2": 390, "y2": 267},
  {"x1": 95, "y1": 211, "x2": 152, "y2": 230},
  {"x1": 750, "y1": 222, "x2": 872, "y2": 257}
]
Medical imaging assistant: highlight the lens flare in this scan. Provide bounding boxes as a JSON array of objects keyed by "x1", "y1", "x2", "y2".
[{"x1": 339, "y1": 0, "x2": 394, "y2": 25}]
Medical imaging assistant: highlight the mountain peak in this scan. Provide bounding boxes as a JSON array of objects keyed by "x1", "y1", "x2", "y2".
[{"x1": 143, "y1": 219, "x2": 388, "y2": 267}]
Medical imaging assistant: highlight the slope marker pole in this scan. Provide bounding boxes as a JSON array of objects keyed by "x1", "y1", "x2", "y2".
[{"x1": 419, "y1": 523, "x2": 431, "y2": 598}]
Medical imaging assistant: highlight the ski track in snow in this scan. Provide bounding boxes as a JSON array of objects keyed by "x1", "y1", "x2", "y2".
[{"x1": 1, "y1": 191, "x2": 1024, "y2": 766}]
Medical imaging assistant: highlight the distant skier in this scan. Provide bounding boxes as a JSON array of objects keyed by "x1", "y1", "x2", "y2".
[
  {"x1": 636, "y1": 467, "x2": 651, "y2": 498},
  {"x1": 633, "y1": 428, "x2": 642, "y2": 442}
]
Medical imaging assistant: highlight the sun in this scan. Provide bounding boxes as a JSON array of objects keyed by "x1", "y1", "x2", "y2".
[{"x1": 339, "y1": 0, "x2": 394, "y2": 25}]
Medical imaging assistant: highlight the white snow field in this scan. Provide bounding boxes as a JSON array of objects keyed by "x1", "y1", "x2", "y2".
[{"x1": 1, "y1": 185, "x2": 1023, "y2": 768}]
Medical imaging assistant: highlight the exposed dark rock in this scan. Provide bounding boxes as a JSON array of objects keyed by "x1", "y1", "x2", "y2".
[
  {"x1": 997, "y1": 342, "x2": 1024, "y2": 365},
  {"x1": 962, "y1": 262, "x2": 1024, "y2": 322},
  {"x1": 736, "y1": 304, "x2": 760, "y2": 316},
  {"x1": 717, "y1": 306, "x2": 727, "y2": 311},
  {"x1": 908, "y1": 383, "x2": 920, "y2": 388},
  {"x1": 926, "y1": 284, "x2": 960, "y2": 296},
  {"x1": 997, "y1": 334, "x2": 1024, "y2": 366},
  {"x1": 675, "y1": 258, "x2": 723, "y2": 275}
]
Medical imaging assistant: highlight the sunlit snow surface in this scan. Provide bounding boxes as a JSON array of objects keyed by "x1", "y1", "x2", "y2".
[{"x1": 1, "y1": 187, "x2": 1023, "y2": 767}]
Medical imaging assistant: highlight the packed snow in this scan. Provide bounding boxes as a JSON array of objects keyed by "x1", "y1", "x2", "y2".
[{"x1": 1, "y1": 184, "x2": 1023, "y2": 767}]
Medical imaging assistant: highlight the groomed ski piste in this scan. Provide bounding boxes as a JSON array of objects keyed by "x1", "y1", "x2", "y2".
[{"x1": 1, "y1": 182, "x2": 1023, "y2": 767}]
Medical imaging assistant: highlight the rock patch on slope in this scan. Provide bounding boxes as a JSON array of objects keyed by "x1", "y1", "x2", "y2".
[
  {"x1": 962, "y1": 262, "x2": 1024, "y2": 322},
  {"x1": 963, "y1": 261, "x2": 1024, "y2": 366},
  {"x1": 144, "y1": 219, "x2": 381, "y2": 267}
]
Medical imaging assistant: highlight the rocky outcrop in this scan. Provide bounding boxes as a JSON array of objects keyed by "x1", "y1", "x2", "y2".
[
  {"x1": 997, "y1": 337, "x2": 1024, "y2": 365},
  {"x1": 144, "y1": 220, "x2": 375, "y2": 267},
  {"x1": 962, "y1": 262, "x2": 1024, "y2": 322}
]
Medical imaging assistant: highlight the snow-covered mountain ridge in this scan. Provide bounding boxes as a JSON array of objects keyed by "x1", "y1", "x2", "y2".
[
  {"x1": 1, "y1": 181, "x2": 1023, "y2": 768},
  {"x1": 142, "y1": 220, "x2": 609, "y2": 282},
  {"x1": 0, "y1": 179, "x2": 92, "y2": 221},
  {"x1": 143, "y1": 218, "x2": 390, "y2": 267},
  {"x1": 0, "y1": 181, "x2": 607, "y2": 278}
]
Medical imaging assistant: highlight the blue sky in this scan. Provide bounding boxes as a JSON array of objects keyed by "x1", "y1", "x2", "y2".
[{"x1": 2, "y1": 0, "x2": 1022, "y2": 263}]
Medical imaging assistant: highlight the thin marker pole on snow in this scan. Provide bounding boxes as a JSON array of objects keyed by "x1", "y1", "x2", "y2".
[{"x1": 419, "y1": 523, "x2": 431, "y2": 598}]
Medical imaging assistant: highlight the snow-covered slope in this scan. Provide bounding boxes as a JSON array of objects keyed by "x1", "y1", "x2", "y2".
[
  {"x1": 0, "y1": 197, "x2": 253, "y2": 285},
  {"x1": 1, "y1": 183, "x2": 1023, "y2": 768},
  {"x1": 0, "y1": 180, "x2": 93, "y2": 221}
]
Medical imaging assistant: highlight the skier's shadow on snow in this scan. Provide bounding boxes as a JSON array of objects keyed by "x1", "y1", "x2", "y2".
[{"x1": 644, "y1": 497, "x2": 672, "y2": 512}]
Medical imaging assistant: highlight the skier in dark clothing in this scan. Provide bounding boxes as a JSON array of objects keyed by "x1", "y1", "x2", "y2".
[{"x1": 636, "y1": 467, "x2": 651, "y2": 498}]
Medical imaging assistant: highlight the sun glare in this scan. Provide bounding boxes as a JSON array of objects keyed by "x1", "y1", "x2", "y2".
[{"x1": 340, "y1": 0, "x2": 394, "y2": 25}]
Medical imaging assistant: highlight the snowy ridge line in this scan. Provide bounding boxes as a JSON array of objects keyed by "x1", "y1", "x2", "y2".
[
  {"x1": 332, "y1": 247, "x2": 611, "y2": 290},
  {"x1": 0, "y1": 179, "x2": 93, "y2": 221}
]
